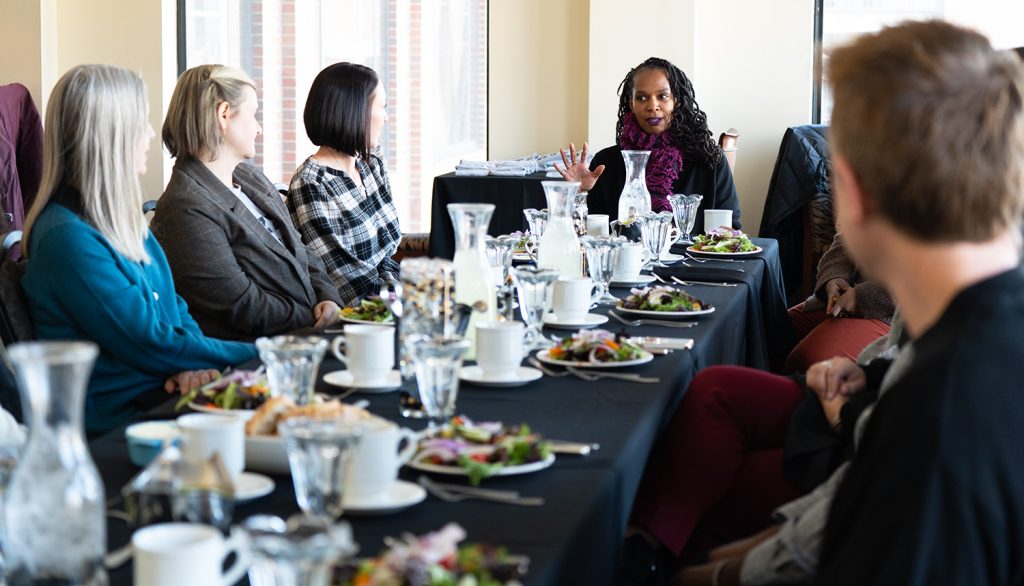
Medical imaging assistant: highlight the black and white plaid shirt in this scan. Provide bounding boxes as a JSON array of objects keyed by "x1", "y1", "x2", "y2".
[{"x1": 287, "y1": 155, "x2": 401, "y2": 305}]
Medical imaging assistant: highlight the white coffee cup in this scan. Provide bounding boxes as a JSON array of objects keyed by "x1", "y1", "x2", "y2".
[
  {"x1": 612, "y1": 243, "x2": 644, "y2": 281},
  {"x1": 345, "y1": 417, "x2": 418, "y2": 502},
  {"x1": 177, "y1": 413, "x2": 244, "y2": 481},
  {"x1": 551, "y1": 277, "x2": 594, "y2": 323},
  {"x1": 331, "y1": 324, "x2": 395, "y2": 385},
  {"x1": 586, "y1": 214, "x2": 610, "y2": 236},
  {"x1": 475, "y1": 321, "x2": 524, "y2": 378},
  {"x1": 132, "y1": 523, "x2": 248, "y2": 586},
  {"x1": 704, "y1": 209, "x2": 733, "y2": 233}
]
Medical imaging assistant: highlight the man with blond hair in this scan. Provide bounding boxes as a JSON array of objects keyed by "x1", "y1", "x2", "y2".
[{"x1": 811, "y1": 20, "x2": 1024, "y2": 585}]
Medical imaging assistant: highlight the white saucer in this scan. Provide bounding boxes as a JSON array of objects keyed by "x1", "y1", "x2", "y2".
[
  {"x1": 235, "y1": 472, "x2": 275, "y2": 503},
  {"x1": 459, "y1": 365, "x2": 543, "y2": 387},
  {"x1": 342, "y1": 480, "x2": 426, "y2": 515},
  {"x1": 660, "y1": 251, "x2": 684, "y2": 262},
  {"x1": 323, "y1": 369, "x2": 402, "y2": 393},
  {"x1": 542, "y1": 313, "x2": 609, "y2": 329},
  {"x1": 610, "y1": 274, "x2": 657, "y2": 287}
]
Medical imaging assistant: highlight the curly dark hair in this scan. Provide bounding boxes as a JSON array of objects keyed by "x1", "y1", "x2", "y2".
[{"x1": 615, "y1": 57, "x2": 722, "y2": 169}]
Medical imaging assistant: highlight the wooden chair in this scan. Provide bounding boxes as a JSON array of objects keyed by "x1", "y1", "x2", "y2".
[{"x1": 718, "y1": 128, "x2": 740, "y2": 172}]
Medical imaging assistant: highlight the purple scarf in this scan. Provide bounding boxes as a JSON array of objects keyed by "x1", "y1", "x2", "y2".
[{"x1": 618, "y1": 112, "x2": 684, "y2": 212}]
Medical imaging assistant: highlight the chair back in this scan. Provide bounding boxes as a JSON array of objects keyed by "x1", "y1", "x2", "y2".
[
  {"x1": 0, "y1": 231, "x2": 34, "y2": 345},
  {"x1": 718, "y1": 128, "x2": 740, "y2": 172}
]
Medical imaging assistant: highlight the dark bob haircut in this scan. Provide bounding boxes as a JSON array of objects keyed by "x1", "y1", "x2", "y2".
[{"x1": 303, "y1": 62, "x2": 379, "y2": 160}]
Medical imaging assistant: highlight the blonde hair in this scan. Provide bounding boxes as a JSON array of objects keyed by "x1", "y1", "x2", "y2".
[
  {"x1": 23, "y1": 64, "x2": 151, "y2": 263},
  {"x1": 828, "y1": 20, "x2": 1024, "y2": 242},
  {"x1": 163, "y1": 64, "x2": 256, "y2": 160}
]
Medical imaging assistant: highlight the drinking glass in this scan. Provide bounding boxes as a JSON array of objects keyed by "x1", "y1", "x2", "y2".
[
  {"x1": 279, "y1": 418, "x2": 363, "y2": 524},
  {"x1": 406, "y1": 336, "x2": 471, "y2": 431},
  {"x1": 581, "y1": 235, "x2": 626, "y2": 304},
  {"x1": 255, "y1": 336, "x2": 329, "y2": 406},
  {"x1": 668, "y1": 194, "x2": 703, "y2": 245},
  {"x1": 640, "y1": 212, "x2": 675, "y2": 268},
  {"x1": 523, "y1": 208, "x2": 549, "y2": 238},
  {"x1": 511, "y1": 266, "x2": 560, "y2": 350},
  {"x1": 244, "y1": 514, "x2": 357, "y2": 586}
]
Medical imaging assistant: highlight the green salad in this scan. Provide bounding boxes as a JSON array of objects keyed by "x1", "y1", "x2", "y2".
[
  {"x1": 692, "y1": 227, "x2": 757, "y2": 253},
  {"x1": 338, "y1": 297, "x2": 394, "y2": 323},
  {"x1": 619, "y1": 286, "x2": 708, "y2": 312},
  {"x1": 415, "y1": 416, "x2": 552, "y2": 485}
]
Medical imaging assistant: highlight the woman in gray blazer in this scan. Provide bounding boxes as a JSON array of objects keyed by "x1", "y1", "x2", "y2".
[{"x1": 151, "y1": 65, "x2": 341, "y2": 341}]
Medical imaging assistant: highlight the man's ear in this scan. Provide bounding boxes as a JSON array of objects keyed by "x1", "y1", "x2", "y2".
[
  {"x1": 832, "y1": 154, "x2": 868, "y2": 229},
  {"x1": 216, "y1": 100, "x2": 231, "y2": 132}
]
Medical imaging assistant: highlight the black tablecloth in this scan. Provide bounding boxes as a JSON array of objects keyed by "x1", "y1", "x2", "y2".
[
  {"x1": 95, "y1": 281, "x2": 762, "y2": 586},
  {"x1": 428, "y1": 172, "x2": 550, "y2": 259}
]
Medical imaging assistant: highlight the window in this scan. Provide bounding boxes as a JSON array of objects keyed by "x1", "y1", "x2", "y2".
[
  {"x1": 181, "y1": 0, "x2": 488, "y2": 232},
  {"x1": 814, "y1": 0, "x2": 1024, "y2": 123}
]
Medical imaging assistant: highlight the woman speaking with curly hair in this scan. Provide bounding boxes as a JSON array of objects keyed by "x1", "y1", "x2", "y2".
[{"x1": 556, "y1": 57, "x2": 741, "y2": 231}]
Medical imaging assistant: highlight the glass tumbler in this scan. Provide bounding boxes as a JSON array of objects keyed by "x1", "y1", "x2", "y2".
[
  {"x1": 255, "y1": 336, "x2": 329, "y2": 406},
  {"x1": 279, "y1": 418, "x2": 363, "y2": 524}
]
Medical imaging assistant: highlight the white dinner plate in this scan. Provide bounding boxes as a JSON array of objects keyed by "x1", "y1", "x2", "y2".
[
  {"x1": 235, "y1": 471, "x2": 275, "y2": 502},
  {"x1": 534, "y1": 347, "x2": 654, "y2": 369},
  {"x1": 245, "y1": 434, "x2": 290, "y2": 475},
  {"x1": 512, "y1": 252, "x2": 532, "y2": 262},
  {"x1": 407, "y1": 446, "x2": 555, "y2": 478},
  {"x1": 188, "y1": 402, "x2": 256, "y2": 421},
  {"x1": 459, "y1": 365, "x2": 543, "y2": 388},
  {"x1": 342, "y1": 480, "x2": 427, "y2": 516},
  {"x1": 322, "y1": 369, "x2": 403, "y2": 393},
  {"x1": 609, "y1": 274, "x2": 657, "y2": 287},
  {"x1": 337, "y1": 315, "x2": 395, "y2": 326},
  {"x1": 542, "y1": 313, "x2": 609, "y2": 329},
  {"x1": 686, "y1": 245, "x2": 763, "y2": 257},
  {"x1": 614, "y1": 305, "x2": 716, "y2": 318}
]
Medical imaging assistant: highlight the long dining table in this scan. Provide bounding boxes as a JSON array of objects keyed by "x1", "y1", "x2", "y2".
[{"x1": 93, "y1": 244, "x2": 787, "y2": 586}]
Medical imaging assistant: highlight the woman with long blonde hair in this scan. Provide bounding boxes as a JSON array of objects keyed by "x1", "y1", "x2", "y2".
[{"x1": 21, "y1": 64, "x2": 256, "y2": 435}]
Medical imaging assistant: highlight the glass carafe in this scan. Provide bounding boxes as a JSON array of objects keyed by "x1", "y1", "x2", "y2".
[
  {"x1": 4, "y1": 341, "x2": 107, "y2": 585},
  {"x1": 618, "y1": 150, "x2": 652, "y2": 221},
  {"x1": 448, "y1": 203, "x2": 497, "y2": 356},
  {"x1": 537, "y1": 181, "x2": 583, "y2": 278}
]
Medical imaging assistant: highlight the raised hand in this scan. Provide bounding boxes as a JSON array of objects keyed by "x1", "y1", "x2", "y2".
[{"x1": 553, "y1": 142, "x2": 605, "y2": 192}]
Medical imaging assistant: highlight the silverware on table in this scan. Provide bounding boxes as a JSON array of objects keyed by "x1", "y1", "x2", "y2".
[
  {"x1": 528, "y1": 356, "x2": 571, "y2": 377},
  {"x1": 565, "y1": 365, "x2": 660, "y2": 384},
  {"x1": 417, "y1": 475, "x2": 545, "y2": 506},
  {"x1": 685, "y1": 253, "x2": 748, "y2": 264},
  {"x1": 547, "y1": 440, "x2": 601, "y2": 456},
  {"x1": 670, "y1": 276, "x2": 738, "y2": 288},
  {"x1": 608, "y1": 311, "x2": 698, "y2": 329}
]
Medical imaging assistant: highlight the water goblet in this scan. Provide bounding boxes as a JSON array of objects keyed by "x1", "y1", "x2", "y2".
[
  {"x1": 668, "y1": 194, "x2": 703, "y2": 245},
  {"x1": 581, "y1": 235, "x2": 626, "y2": 304},
  {"x1": 255, "y1": 336, "x2": 329, "y2": 406},
  {"x1": 243, "y1": 514, "x2": 357, "y2": 586},
  {"x1": 279, "y1": 417, "x2": 363, "y2": 524},
  {"x1": 511, "y1": 266, "x2": 560, "y2": 350},
  {"x1": 523, "y1": 208, "x2": 549, "y2": 238},
  {"x1": 405, "y1": 336, "x2": 471, "y2": 431},
  {"x1": 640, "y1": 212, "x2": 675, "y2": 268}
]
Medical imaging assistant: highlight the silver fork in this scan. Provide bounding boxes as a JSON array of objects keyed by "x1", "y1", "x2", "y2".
[
  {"x1": 670, "y1": 276, "x2": 738, "y2": 288},
  {"x1": 528, "y1": 356, "x2": 572, "y2": 377},
  {"x1": 417, "y1": 475, "x2": 545, "y2": 506},
  {"x1": 685, "y1": 253, "x2": 747, "y2": 264},
  {"x1": 608, "y1": 311, "x2": 698, "y2": 329},
  {"x1": 565, "y1": 366, "x2": 660, "y2": 384}
]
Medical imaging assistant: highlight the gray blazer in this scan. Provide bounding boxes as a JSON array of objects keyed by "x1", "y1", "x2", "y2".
[{"x1": 151, "y1": 157, "x2": 340, "y2": 341}]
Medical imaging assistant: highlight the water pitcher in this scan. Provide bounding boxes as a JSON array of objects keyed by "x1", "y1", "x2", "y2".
[
  {"x1": 4, "y1": 341, "x2": 107, "y2": 585},
  {"x1": 448, "y1": 204, "x2": 497, "y2": 355},
  {"x1": 618, "y1": 150, "x2": 652, "y2": 221},
  {"x1": 537, "y1": 181, "x2": 583, "y2": 278}
]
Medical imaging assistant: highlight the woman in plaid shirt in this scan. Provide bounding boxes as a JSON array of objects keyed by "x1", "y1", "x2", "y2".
[{"x1": 288, "y1": 63, "x2": 401, "y2": 305}]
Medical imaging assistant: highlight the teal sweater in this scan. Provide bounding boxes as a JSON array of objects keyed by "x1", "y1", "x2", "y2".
[{"x1": 22, "y1": 203, "x2": 257, "y2": 435}]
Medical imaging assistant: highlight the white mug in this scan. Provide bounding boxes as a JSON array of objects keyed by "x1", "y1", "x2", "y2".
[
  {"x1": 704, "y1": 209, "x2": 733, "y2": 233},
  {"x1": 612, "y1": 243, "x2": 644, "y2": 281},
  {"x1": 551, "y1": 277, "x2": 594, "y2": 322},
  {"x1": 132, "y1": 523, "x2": 248, "y2": 586},
  {"x1": 345, "y1": 417, "x2": 418, "y2": 502},
  {"x1": 331, "y1": 324, "x2": 395, "y2": 385},
  {"x1": 475, "y1": 321, "x2": 524, "y2": 378},
  {"x1": 177, "y1": 413, "x2": 244, "y2": 481},
  {"x1": 586, "y1": 214, "x2": 610, "y2": 236}
]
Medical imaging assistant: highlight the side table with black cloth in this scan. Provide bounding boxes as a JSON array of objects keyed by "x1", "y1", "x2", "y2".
[
  {"x1": 428, "y1": 172, "x2": 550, "y2": 259},
  {"x1": 758, "y1": 125, "x2": 832, "y2": 306},
  {"x1": 93, "y1": 280, "x2": 766, "y2": 585}
]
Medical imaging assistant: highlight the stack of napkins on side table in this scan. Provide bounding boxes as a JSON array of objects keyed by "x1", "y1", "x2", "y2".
[{"x1": 454, "y1": 160, "x2": 489, "y2": 176}]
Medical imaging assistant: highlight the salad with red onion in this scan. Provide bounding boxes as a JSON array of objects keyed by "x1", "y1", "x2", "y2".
[
  {"x1": 547, "y1": 329, "x2": 645, "y2": 363},
  {"x1": 692, "y1": 227, "x2": 757, "y2": 253},
  {"x1": 619, "y1": 286, "x2": 707, "y2": 312},
  {"x1": 413, "y1": 416, "x2": 551, "y2": 485}
]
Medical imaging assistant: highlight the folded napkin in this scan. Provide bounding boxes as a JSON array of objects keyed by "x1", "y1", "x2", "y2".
[{"x1": 455, "y1": 168, "x2": 490, "y2": 176}]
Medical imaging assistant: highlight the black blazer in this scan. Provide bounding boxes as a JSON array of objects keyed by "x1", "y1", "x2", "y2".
[
  {"x1": 151, "y1": 157, "x2": 340, "y2": 341},
  {"x1": 586, "y1": 145, "x2": 741, "y2": 233}
]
